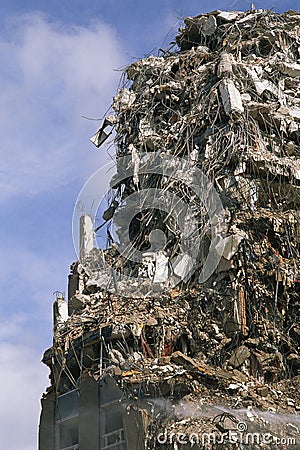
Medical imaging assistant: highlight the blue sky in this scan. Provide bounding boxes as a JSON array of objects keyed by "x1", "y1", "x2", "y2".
[{"x1": 0, "y1": 0, "x2": 298, "y2": 448}]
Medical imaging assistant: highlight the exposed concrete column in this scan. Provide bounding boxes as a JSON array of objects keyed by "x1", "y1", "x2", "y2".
[
  {"x1": 53, "y1": 294, "x2": 68, "y2": 331},
  {"x1": 123, "y1": 405, "x2": 146, "y2": 450},
  {"x1": 79, "y1": 214, "x2": 94, "y2": 260},
  {"x1": 38, "y1": 392, "x2": 56, "y2": 450},
  {"x1": 68, "y1": 273, "x2": 79, "y2": 300},
  {"x1": 68, "y1": 273, "x2": 79, "y2": 316},
  {"x1": 79, "y1": 374, "x2": 99, "y2": 450}
]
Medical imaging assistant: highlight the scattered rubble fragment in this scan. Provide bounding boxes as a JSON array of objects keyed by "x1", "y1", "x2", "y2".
[{"x1": 39, "y1": 8, "x2": 300, "y2": 450}]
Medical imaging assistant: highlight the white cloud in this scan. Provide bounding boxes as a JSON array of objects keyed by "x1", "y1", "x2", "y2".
[
  {"x1": 0, "y1": 14, "x2": 125, "y2": 201},
  {"x1": 0, "y1": 312, "x2": 28, "y2": 341},
  {"x1": 0, "y1": 244, "x2": 70, "y2": 302},
  {"x1": 0, "y1": 340, "x2": 49, "y2": 450},
  {"x1": 0, "y1": 246, "x2": 68, "y2": 448}
]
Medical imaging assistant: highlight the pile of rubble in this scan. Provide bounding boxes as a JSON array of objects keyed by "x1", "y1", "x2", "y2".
[
  {"x1": 43, "y1": 8, "x2": 300, "y2": 450},
  {"x1": 89, "y1": 6, "x2": 300, "y2": 389}
]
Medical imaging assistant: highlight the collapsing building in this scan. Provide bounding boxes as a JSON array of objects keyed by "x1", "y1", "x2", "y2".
[{"x1": 39, "y1": 9, "x2": 300, "y2": 450}]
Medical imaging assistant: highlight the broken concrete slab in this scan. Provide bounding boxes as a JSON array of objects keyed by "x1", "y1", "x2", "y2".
[
  {"x1": 219, "y1": 79, "x2": 244, "y2": 115},
  {"x1": 228, "y1": 346, "x2": 250, "y2": 368}
]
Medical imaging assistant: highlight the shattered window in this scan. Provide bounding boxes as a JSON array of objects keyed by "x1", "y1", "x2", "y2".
[
  {"x1": 57, "y1": 390, "x2": 78, "y2": 421},
  {"x1": 101, "y1": 406, "x2": 126, "y2": 450},
  {"x1": 56, "y1": 390, "x2": 79, "y2": 450},
  {"x1": 59, "y1": 417, "x2": 79, "y2": 450}
]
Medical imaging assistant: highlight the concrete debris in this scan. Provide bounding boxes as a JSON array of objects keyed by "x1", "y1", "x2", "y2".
[
  {"x1": 113, "y1": 87, "x2": 136, "y2": 112},
  {"x1": 153, "y1": 251, "x2": 169, "y2": 283},
  {"x1": 279, "y1": 62, "x2": 300, "y2": 78},
  {"x1": 90, "y1": 115, "x2": 117, "y2": 148},
  {"x1": 172, "y1": 253, "x2": 195, "y2": 282},
  {"x1": 52, "y1": 292, "x2": 68, "y2": 330},
  {"x1": 40, "y1": 9, "x2": 300, "y2": 450},
  {"x1": 217, "y1": 11, "x2": 240, "y2": 21},
  {"x1": 219, "y1": 79, "x2": 244, "y2": 115},
  {"x1": 217, "y1": 52, "x2": 234, "y2": 77},
  {"x1": 79, "y1": 214, "x2": 94, "y2": 260},
  {"x1": 228, "y1": 345, "x2": 250, "y2": 368},
  {"x1": 200, "y1": 15, "x2": 217, "y2": 36}
]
